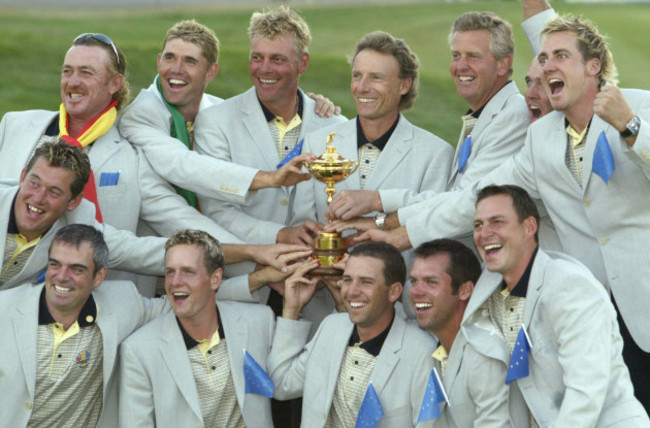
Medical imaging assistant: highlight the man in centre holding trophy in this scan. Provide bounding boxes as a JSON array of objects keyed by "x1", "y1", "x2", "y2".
[{"x1": 293, "y1": 31, "x2": 454, "y2": 319}]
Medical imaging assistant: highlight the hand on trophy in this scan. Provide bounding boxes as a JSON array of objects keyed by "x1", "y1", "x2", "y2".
[
  {"x1": 325, "y1": 190, "x2": 382, "y2": 221},
  {"x1": 277, "y1": 220, "x2": 325, "y2": 246}
]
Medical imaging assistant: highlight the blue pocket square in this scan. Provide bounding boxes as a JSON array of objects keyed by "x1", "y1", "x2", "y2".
[{"x1": 99, "y1": 172, "x2": 120, "y2": 186}]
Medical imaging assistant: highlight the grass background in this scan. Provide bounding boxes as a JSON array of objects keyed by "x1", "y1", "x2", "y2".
[{"x1": 1, "y1": 1, "x2": 649, "y2": 144}]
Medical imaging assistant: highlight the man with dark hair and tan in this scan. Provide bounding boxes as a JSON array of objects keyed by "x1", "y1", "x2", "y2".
[
  {"x1": 409, "y1": 239, "x2": 526, "y2": 426},
  {"x1": 0, "y1": 224, "x2": 170, "y2": 427},
  {"x1": 267, "y1": 242, "x2": 435, "y2": 427},
  {"x1": 465, "y1": 185, "x2": 647, "y2": 425}
]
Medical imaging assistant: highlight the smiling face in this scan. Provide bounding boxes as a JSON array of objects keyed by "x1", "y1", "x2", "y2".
[
  {"x1": 351, "y1": 49, "x2": 410, "y2": 126},
  {"x1": 157, "y1": 38, "x2": 218, "y2": 122},
  {"x1": 249, "y1": 34, "x2": 308, "y2": 112},
  {"x1": 45, "y1": 240, "x2": 106, "y2": 323},
  {"x1": 473, "y1": 194, "x2": 536, "y2": 287},
  {"x1": 61, "y1": 45, "x2": 122, "y2": 128},
  {"x1": 538, "y1": 31, "x2": 600, "y2": 118},
  {"x1": 340, "y1": 255, "x2": 401, "y2": 340},
  {"x1": 409, "y1": 253, "x2": 469, "y2": 336},
  {"x1": 449, "y1": 30, "x2": 511, "y2": 111},
  {"x1": 16, "y1": 159, "x2": 83, "y2": 242},
  {"x1": 165, "y1": 244, "x2": 221, "y2": 323},
  {"x1": 525, "y1": 58, "x2": 553, "y2": 122}
]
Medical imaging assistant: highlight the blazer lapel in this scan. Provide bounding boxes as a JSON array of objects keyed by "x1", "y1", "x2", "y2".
[
  {"x1": 522, "y1": 250, "x2": 549, "y2": 329},
  {"x1": 241, "y1": 88, "x2": 281, "y2": 170},
  {"x1": 98, "y1": 308, "x2": 119, "y2": 397},
  {"x1": 160, "y1": 313, "x2": 203, "y2": 421},
  {"x1": 87, "y1": 128, "x2": 123, "y2": 172},
  {"x1": 365, "y1": 116, "x2": 412, "y2": 191},
  {"x1": 581, "y1": 115, "x2": 613, "y2": 191},
  {"x1": 333, "y1": 128, "x2": 361, "y2": 191},
  {"x1": 442, "y1": 337, "x2": 465, "y2": 393},
  {"x1": 369, "y1": 316, "x2": 404, "y2": 396},
  {"x1": 323, "y1": 322, "x2": 354, "y2": 414},
  {"x1": 218, "y1": 302, "x2": 249, "y2": 411},
  {"x1": 13, "y1": 285, "x2": 43, "y2": 400}
]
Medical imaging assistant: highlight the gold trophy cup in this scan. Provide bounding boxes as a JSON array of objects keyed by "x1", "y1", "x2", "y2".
[{"x1": 304, "y1": 132, "x2": 359, "y2": 275}]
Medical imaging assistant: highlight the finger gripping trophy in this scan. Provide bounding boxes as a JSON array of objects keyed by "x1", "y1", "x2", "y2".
[{"x1": 304, "y1": 132, "x2": 359, "y2": 275}]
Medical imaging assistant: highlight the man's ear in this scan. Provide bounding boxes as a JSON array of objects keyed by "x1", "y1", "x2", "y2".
[
  {"x1": 388, "y1": 281, "x2": 403, "y2": 303},
  {"x1": 92, "y1": 266, "x2": 107, "y2": 288},
  {"x1": 298, "y1": 52, "x2": 310, "y2": 75},
  {"x1": 210, "y1": 267, "x2": 224, "y2": 293},
  {"x1": 66, "y1": 193, "x2": 84, "y2": 212},
  {"x1": 496, "y1": 55, "x2": 513, "y2": 78},
  {"x1": 458, "y1": 280, "x2": 474, "y2": 302}
]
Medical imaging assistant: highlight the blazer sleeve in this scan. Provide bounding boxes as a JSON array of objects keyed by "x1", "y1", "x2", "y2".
[
  {"x1": 402, "y1": 128, "x2": 541, "y2": 248},
  {"x1": 266, "y1": 317, "x2": 314, "y2": 400},
  {"x1": 541, "y1": 266, "x2": 614, "y2": 427},
  {"x1": 119, "y1": 339, "x2": 156, "y2": 428},
  {"x1": 118, "y1": 90, "x2": 257, "y2": 205},
  {"x1": 194, "y1": 113, "x2": 285, "y2": 244},
  {"x1": 134, "y1": 147, "x2": 243, "y2": 245},
  {"x1": 521, "y1": 8, "x2": 557, "y2": 55}
]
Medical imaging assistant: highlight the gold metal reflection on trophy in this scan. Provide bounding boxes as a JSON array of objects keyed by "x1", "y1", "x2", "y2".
[{"x1": 304, "y1": 132, "x2": 359, "y2": 275}]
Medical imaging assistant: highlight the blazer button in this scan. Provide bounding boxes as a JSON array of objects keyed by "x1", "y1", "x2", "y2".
[
  {"x1": 598, "y1": 237, "x2": 608, "y2": 246},
  {"x1": 583, "y1": 199, "x2": 591, "y2": 207},
  {"x1": 25, "y1": 401, "x2": 32, "y2": 410},
  {"x1": 280, "y1": 198, "x2": 289, "y2": 206}
]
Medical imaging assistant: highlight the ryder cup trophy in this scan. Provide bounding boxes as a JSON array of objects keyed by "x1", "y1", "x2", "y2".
[{"x1": 304, "y1": 132, "x2": 359, "y2": 275}]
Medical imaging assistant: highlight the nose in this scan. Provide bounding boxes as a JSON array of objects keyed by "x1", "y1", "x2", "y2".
[
  {"x1": 55, "y1": 266, "x2": 71, "y2": 282},
  {"x1": 32, "y1": 186, "x2": 47, "y2": 204}
]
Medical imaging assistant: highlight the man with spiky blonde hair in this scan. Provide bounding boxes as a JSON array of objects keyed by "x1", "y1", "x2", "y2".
[{"x1": 195, "y1": 6, "x2": 345, "y2": 248}]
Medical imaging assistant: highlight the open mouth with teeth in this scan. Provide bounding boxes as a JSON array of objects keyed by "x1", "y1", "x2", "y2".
[
  {"x1": 413, "y1": 302, "x2": 433, "y2": 312},
  {"x1": 54, "y1": 284, "x2": 72, "y2": 294},
  {"x1": 168, "y1": 79, "x2": 187, "y2": 89},
  {"x1": 548, "y1": 78, "x2": 564, "y2": 95},
  {"x1": 458, "y1": 76, "x2": 475, "y2": 83},
  {"x1": 26, "y1": 204, "x2": 45, "y2": 218},
  {"x1": 348, "y1": 301, "x2": 367, "y2": 309},
  {"x1": 258, "y1": 78, "x2": 278, "y2": 85},
  {"x1": 172, "y1": 292, "x2": 190, "y2": 303},
  {"x1": 68, "y1": 93, "x2": 84, "y2": 100},
  {"x1": 528, "y1": 105, "x2": 542, "y2": 121},
  {"x1": 483, "y1": 243, "x2": 503, "y2": 256}
]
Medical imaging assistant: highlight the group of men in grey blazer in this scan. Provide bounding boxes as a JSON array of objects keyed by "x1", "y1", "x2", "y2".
[
  {"x1": 2, "y1": 0, "x2": 650, "y2": 426},
  {"x1": 325, "y1": 2, "x2": 650, "y2": 423}
]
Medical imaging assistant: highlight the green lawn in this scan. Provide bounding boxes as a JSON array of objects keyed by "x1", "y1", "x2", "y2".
[{"x1": 1, "y1": 2, "x2": 649, "y2": 144}]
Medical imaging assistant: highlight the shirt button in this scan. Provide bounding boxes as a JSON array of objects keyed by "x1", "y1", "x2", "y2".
[
  {"x1": 365, "y1": 159, "x2": 370, "y2": 164},
  {"x1": 361, "y1": 175, "x2": 366, "y2": 179},
  {"x1": 280, "y1": 199, "x2": 289, "y2": 206},
  {"x1": 350, "y1": 376, "x2": 354, "y2": 381},
  {"x1": 211, "y1": 366, "x2": 216, "y2": 371},
  {"x1": 208, "y1": 350, "x2": 212, "y2": 354}
]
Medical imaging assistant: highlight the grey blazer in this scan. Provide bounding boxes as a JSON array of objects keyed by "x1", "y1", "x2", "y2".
[
  {"x1": 0, "y1": 185, "x2": 165, "y2": 290},
  {"x1": 434, "y1": 333, "x2": 527, "y2": 428},
  {"x1": 0, "y1": 109, "x2": 254, "y2": 295},
  {"x1": 194, "y1": 87, "x2": 346, "y2": 244},
  {"x1": 119, "y1": 301, "x2": 275, "y2": 427},
  {"x1": 398, "y1": 81, "x2": 560, "y2": 253},
  {"x1": 462, "y1": 249, "x2": 648, "y2": 427},
  {"x1": 291, "y1": 115, "x2": 453, "y2": 225},
  {"x1": 118, "y1": 82, "x2": 259, "y2": 205},
  {"x1": 267, "y1": 313, "x2": 436, "y2": 428},
  {"x1": 404, "y1": 88, "x2": 650, "y2": 352},
  {"x1": 0, "y1": 281, "x2": 169, "y2": 428}
]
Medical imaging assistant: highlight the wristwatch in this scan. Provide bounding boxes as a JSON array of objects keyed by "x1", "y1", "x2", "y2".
[
  {"x1": 374, "y1": 211, "x2": 387, "y2": 230},
  {"x1": 621, "y1": 115, "x2": 641, "y2": 138}
]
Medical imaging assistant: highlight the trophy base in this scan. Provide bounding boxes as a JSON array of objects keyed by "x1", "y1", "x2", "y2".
[{"x1": 310, "y1": 231, "x2": 346, "y2": 276}]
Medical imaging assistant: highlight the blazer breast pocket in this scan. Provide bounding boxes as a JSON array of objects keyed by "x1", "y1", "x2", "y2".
[{"x1": 97, "y1": 171, "x2": 126, "y2": 195}]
